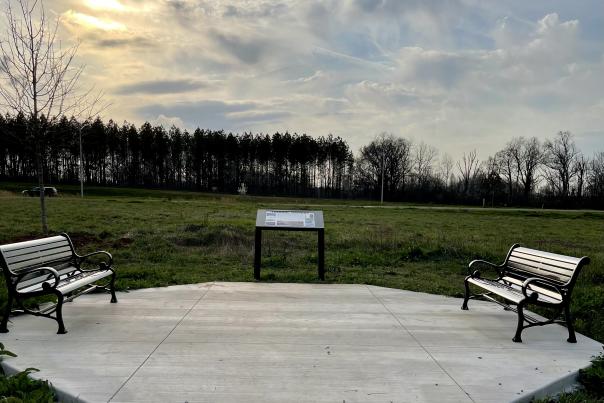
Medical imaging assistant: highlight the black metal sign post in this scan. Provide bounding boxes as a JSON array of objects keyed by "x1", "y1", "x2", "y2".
[{"x1": 254, "y1": 210, "x2": 325, "y2": 280}]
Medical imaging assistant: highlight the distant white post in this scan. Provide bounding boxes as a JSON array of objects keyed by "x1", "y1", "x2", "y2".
[
  {"x1": 79, "y1": 126, "x2": 83, "y2": 197},
  {"x1": 380, "y1": 153, "x2": 385, "y2": 204},
  {"x1": 79, "y1": 122, "x2": 89, "y2": 198}
]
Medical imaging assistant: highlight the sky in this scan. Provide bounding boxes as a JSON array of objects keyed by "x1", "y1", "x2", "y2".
[{"x1": 10, "y1": 0, "x2": 604, "y2": 159}]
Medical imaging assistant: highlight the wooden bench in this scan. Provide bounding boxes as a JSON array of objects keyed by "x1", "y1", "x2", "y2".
[
  {"x1": 0, "y1": 233, "x2": 117, "y2": 334},
  {"x1": 461, "y1": 244, "x2": 589, "y2": 343}
]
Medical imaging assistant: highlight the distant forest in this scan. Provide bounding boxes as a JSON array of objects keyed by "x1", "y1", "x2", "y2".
[{"x1": 1, "y1": 114, "x2": 603, "y2": 208}]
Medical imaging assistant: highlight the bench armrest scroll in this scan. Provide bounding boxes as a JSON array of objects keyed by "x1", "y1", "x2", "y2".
[
  {"x1": 522, "y1": 277, "x2": 564, "y2": 299},
  {"x1": 77, "y1": 250, "x2": 113, "y2": 267},
  {"x1": 15, "y1": 266, "x2": 60, "y2": 290}
]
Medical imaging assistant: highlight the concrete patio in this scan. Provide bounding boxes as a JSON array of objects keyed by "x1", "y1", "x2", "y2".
[{"x1": 1, "y1": 282, "x2": 602, "y2": 403}]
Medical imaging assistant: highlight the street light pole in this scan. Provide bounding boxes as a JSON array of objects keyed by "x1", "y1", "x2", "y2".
[
  {"x1": 380, "y1": 153, "x2": 385, "y2": 204},
  {"x1": 79, "y1": 124, "x2": 84, "y2": 198}
]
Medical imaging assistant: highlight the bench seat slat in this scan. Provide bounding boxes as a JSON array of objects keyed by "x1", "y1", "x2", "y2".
[
  {"x1": 17, "y1": 270, "x2": 112, "y2": 294},
  {"x1": 501, "y1": 276, "x2": 563, "y2": 302},
  {"x1": 16, "y1": 265, "x2": 79, "y2": 290},
  {"x1": 58, "y1": 270, "x2": 113, "y2": 294},
  {"x1": 467, "y1": 277, "x2": 562, "y2": 305}
]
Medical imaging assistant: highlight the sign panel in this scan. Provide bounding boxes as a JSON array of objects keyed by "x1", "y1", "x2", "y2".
[
  {"x1": 256, "y1": 209, "x2": 324, "y2": 229},
  {"x1": 265, "y1": 211, "x2": 315, "y2": 228}
]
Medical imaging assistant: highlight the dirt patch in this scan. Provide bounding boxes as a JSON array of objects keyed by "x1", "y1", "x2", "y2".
[
  {"x1": 0, "y1": 233, "x2": 39, "y2": 244},
  {"x1": 68, "y1": 232, "x2": 101, "y2": 248},
  {"x1": 1, "y1": 232, "x2": 101, "y2": 249}
]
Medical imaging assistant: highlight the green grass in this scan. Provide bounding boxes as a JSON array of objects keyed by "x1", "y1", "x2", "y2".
[
  {"x1": 533, "y1": 355, "x2": 604, "y2": 403},
  {"x1": 1, "y1": 183, "x2": 603, "y2": 344}
]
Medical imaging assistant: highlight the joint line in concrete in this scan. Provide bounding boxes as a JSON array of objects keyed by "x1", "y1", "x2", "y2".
[
  {"x1": 365, "y1": 285, "x2": 476, "y2": 403},
  {"x1": 107, "y1": 282, "x2": 215, "y2": 402}
]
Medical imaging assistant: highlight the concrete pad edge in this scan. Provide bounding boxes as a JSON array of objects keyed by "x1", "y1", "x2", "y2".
[{"x1": 1, "y1": 361, "x2": 88, "y2": 403}]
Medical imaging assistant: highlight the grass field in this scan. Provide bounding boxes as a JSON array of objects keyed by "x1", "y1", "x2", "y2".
[{"x1": 1, "y1": 183, "x2": 603, "y2": 345}]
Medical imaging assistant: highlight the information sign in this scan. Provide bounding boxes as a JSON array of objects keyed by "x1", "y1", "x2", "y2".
[{"x1": 254, "y1": 210, "x2": 325, "y2": 280}]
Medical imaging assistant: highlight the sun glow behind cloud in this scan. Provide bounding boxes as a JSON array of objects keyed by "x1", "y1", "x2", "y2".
[{"x1": 63, "y1": 10, "x2": 126, "y2": 31}]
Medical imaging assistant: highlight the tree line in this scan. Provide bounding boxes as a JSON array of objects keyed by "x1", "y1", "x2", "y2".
[
  {"x1": 355, "y1": 132, "x2": 604, "y2": 208},
  {"x1": 0, "y1": 114, "x2": 353, "y2": 197},
  {"x1": 1, "y1": 114, "x2": 603, "y2": 208}
]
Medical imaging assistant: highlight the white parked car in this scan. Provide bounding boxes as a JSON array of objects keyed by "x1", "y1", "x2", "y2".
[{"x1": 21, "y1": 186, "x2": 58, "y2": 197}]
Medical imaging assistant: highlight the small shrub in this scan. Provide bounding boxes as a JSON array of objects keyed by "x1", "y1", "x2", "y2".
[
  {"x1": 579, "y1": 354, "x2": 604, "y2": 397},
  {"x1": 0, "y1": 343, "x2": 56, "y2": 402},
  {"x1": 404, "y1": 245, "x2": 424, "y2": 261},
  {"x1": 0, "y1": 343, "x2": 17, "y2": 374},
  {"x1": 0, "y1": 369, "x2": 55, "y2": 402}
]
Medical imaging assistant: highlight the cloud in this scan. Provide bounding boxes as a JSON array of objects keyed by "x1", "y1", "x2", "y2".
[
  {"x1": 346, "y1": 80, "x2": 423, "y2": 110},
  {"x1": 85, "y1": 0, "x2": 127, "y2": 12},
  {"x1": 151, "y1": 114, "x2": 185, "y2": 128},
  {"x1": 353, "y1": 0, "x2": 384, "y2": 13},
  {"x1": 397, "y1": 48, "x2": 472, "y2": 88},
  {"x1": 95, "y1": 36, "x2": 153, "y2": 48},
  {"x1": 222, "y1": 2, "x2": 289, "y2": 18},
  {"x1": 43, "y1": 0, "x2": 604, "y2": 160},
  {"x1": 138, "y1": 100, "x2": 291, "y2": 130},
  {"x1": 210, "y1": 31, "x2": 268, "y2": 65},
  {"x1": 285, "y1": 70, "x2": 325, "y2": 84},
  {"x1": 116, "y1": 79, "x2": 206, "y2": 95},
  {"x1": 227, "y1": 110, "x2": 292, "y2": 123}
]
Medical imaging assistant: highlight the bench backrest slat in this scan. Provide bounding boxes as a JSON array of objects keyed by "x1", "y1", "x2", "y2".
[
  {"x1": 6, "y1": 247, "x2": 74, "y2": 271},
  {"x1": 1, "y1": 235, "x2": 76, "y2": 278},
  {"x1": 1, "y1": 236, "x2": 68, "y2": 253},
  {"x1": 3, "y1": 240, "x2": 71, "y2": 259},
  {"x1": 506, "y1": 246, "x2": 584, "y2": 286}
]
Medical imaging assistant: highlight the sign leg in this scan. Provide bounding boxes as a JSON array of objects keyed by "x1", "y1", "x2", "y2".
[
  {"x1": 318, "y1": 229, "x2": 325, "y2": 280},
  {"x1": 254, "y1": 228, "x2": 262, "y2": 280}
]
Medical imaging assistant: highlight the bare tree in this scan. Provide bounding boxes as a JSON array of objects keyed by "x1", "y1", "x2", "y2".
[
  {"x1": 543, "y1": 131, "x2": 579, "y2": 198},
  {"x1": 413, "y1": 141, "x2": 438, "y2": 188},
  {"x1": 587, "y1": 152, "x2": 604, "y2": 199},
  {"x1": 574, "y1": 154, "x2": 588, "y2": 199},
  {"x1": 0, "y1": 0, "x2": 103, "y2": 233},
  {"x1": 355, "y1": 132, "x2": 413, "y2": 200},
  {"x1": 515, "y1": 137, "x2": 543, "y2": 201},
  {"x1": 457, "y1": 150, "x2": 479, "y2": 194},
  {"x1": 438, "y1": 153, "x2": 454, "y2": 189},
  {"x1": 495, "y1": 139, "x2": 520, "y2": 202},
  {"x1": 482, "y1": 156, "x2": 502, "y2": 206}
]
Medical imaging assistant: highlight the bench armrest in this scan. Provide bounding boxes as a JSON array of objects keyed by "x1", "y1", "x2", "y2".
[
  {"x1": 77, "y1": 250, "x2": 113, "y2": 268},
  {"x1": 468, "y1": 260, "x2": 504, "y2": 278},
  {"x1": 15, "y1": 266, "x2": 60, "y2": 290},
  {"x1": 522, "y1": 277, "x2": 564, "y2": 299}
]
